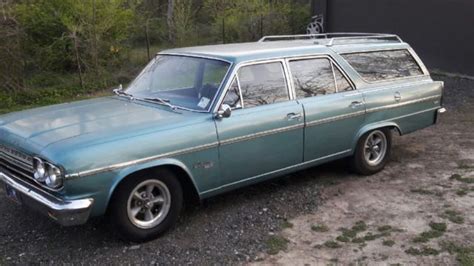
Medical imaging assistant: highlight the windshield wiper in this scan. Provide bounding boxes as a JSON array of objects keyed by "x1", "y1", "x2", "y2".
[
  {"x1": 142, "y1": 97, "x2": 180, "y2": 112},
  {"x1": 113, "y1": 87, "x2": 134, "y2": 100}
]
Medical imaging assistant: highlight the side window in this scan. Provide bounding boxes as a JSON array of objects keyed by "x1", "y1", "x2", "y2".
[
  {"x1": 238, "y1": 62, "x2": 289, "y2": 108},
  {"x1": 222, "y1": 78, "x2": 242, "y2": 109},
  {"x1": 290, "y1": 58, "x2": 352, "y2": 98},
  {"x1": 341, "y1": 50, "x2": 424, "y2": 82}
]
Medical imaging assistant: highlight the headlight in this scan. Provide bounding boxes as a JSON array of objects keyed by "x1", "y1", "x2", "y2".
[
  {"x1": 33, "y1": 157, "x2": 46, "y2": 182},
  {"x1": 45, "y1": 163, "x2": 63, "y2": 189}
]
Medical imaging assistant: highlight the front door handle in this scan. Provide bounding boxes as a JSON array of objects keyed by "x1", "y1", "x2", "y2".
[
  {"x1": 286, "y1": 113, "x2": 302, "y2": 121},
  {"x1": 394, "y1": 92, "x2": 402, "y2": 102},
  {"x1": 349, "y1": 101, "x2": 364, "y2": 108}
]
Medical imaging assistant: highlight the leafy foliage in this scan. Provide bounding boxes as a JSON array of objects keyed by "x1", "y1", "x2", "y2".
[{"x1": 1, "y1": 0, "x2": 313, "y2": 113}]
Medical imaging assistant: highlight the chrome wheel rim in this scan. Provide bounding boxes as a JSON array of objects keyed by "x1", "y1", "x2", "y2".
[
  {"x1": 364, "y1": 130, "x2": 387, "y2": 166},
  {"x1": 127, "y1": 180, "x2": 171, "y2": 229}
]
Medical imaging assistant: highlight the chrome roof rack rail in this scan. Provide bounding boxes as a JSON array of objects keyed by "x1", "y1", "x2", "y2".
[{"x1": 258, "y1": 33, "x2": 403, "y2": 46}]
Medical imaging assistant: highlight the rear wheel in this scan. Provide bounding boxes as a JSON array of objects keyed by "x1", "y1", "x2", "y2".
[
  {"x1": 351, "y1": 128, "x2": 392, "y2": 175},
  {"x1": 109, "y1": 169, "x2": 183, "y2": 242}
]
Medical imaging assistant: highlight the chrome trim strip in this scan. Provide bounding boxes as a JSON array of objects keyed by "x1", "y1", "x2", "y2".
[
  {"x1": 65, "y1": 142, "x2": 220, "y2": 179},
  {"x1": 306, "y1": 110, "x2": 366, "y2": 127},
  {"x1": 357, "y1": 79, "x2": 432, "y2": 93},
  {"x1": 158, "y1": 52, "x2": 233, "y2": 64},
  {"x1": 0, "y1": 145, "x2": 33, "y2": 166},
  {"x1": 220, "y1": 124, "x2": 304, "y2": 146},
  {"x1": 0, "y1": 161, "x2": 33, "y2": 180},
  {"x1": 201, "y1": 149, "x2": 351, "y2": 196},
  {"x1": 66, "y1": 123, "x2": 305, "y2": 178},
  {"x1": 0, "y1": 152, "x2": 34, "y2": 172},
  {"x1": 366, "y1": 95, "x2": 440, "y2": 114},
  {"x1": 393, "y1": 106, "x2": 439, "y2": 120}
]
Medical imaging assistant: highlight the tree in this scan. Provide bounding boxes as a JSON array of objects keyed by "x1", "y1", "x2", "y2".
[{"x1": 0, "y1": 0, "x2": 23, "y2": 93}]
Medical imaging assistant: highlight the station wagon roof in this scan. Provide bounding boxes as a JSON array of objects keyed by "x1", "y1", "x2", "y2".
[{"x1": 160, "y1": 35, "x2": 410, "y2": 64}]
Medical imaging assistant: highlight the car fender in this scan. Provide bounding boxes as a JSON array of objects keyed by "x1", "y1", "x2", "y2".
[
  {"x1": 106, "y1": 158, "x2": 199, "y2": 206},
  {"x1": 352, "y1": 122, "x2": 402, "y2": 151}
]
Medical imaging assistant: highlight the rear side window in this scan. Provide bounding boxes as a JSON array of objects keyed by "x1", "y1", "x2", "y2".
[
  {"x1": 342, "y1": 50, "x2": 424, "y2": 82},
  {"x1": 289, "y1": 58, "x2": 353, "y2": 98},
  {"x1": 238, "y1": 62, "x2": 289, "y2": 108}
]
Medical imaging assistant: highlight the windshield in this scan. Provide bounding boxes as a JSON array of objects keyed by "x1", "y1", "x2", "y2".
[{"x1": 125, "y1": 55, "x2": 230, "y2": 111}]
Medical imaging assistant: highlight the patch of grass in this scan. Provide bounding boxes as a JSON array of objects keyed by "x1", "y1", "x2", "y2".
[
  {"x1": 341, "y1": 228, "x2": 357, "y2": 238},
  {"x1": 429, "y1": 222, "x2": 447, "y2": 232},
  {"x1": 266, "y1": 236, "x2": 289, "y2": 255},
  {"x1": 324, "y1": 240, "x2": 341, "y2": 249},
  {"x1": 458, "y1": 253, "x2": 474, "y2": 266},
  {"x1": 456, "y1": 187, "x2": 470, "y2": 197},
  {"x1": 281, "y1": 220, "x2": 294, "y2": 229},
  {"x1": 363, "y1": 232, "x2": 383, "y2": 241},
  {"x1": 405, "y1": 246, "x2": 440, "y2": 256},
  {"x1": 352, "y1": 237, "x2": 365, "y2": 244},
  {"x1": 457, "y1": 163, "x2": 474, "y2": 169},
  {"x1": 413, "y1": 222, "x2": 447, "y2": 243},
  {"x1": 336, "y1": 235, "x2": 350, "y2": 243},
  {"x1": 377, "y1": 225, "x2": 393, "y2": 232},
  {"x1": 352, "y1": 221, "x2": 368, "y2": 232},
  {"x1": 410, "y1": 188, "x2": 435, "y2": 195},
  {"x1": 311, "y1": 224, "x2": 329, "y2": 232},
  {"x1": 440, "y1": 241, "x2": 474, "y2": 266},
  {"x1": 441, "y1": 210, "x2": 465, "y2": 224},
  {"x1": 450, "y1": 174, "x2": 474, "y2": 184},
  {"x1": 441, "y1": 241, "x2": 474, "y2": 255},
  {"x1": 383, "y1": 239, "x2": 396, "y2": 247}
]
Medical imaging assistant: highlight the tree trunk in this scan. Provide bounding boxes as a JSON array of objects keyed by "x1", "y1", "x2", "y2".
[
  {"x1": 92, "y1": 0, "x2": 99, "y2": 75},
  {"x1": 167, "y1": 0, "x2": 174, "y2": 43},
  {"x1": 72, "y1": 31, "x2": 85, "y2": 90},
  {"x1": 145, "y1": 19, "x2": 150, "y2": 60}
]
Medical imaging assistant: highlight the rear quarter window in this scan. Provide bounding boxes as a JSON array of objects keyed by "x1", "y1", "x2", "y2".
[{"x1": 341, "y1": 50, "x2": 424, "y2": 82}]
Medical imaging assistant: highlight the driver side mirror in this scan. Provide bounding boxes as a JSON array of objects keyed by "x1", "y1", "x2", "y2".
[{"x1": 216, "y1": 104, "x2": 232, "y2": 119}]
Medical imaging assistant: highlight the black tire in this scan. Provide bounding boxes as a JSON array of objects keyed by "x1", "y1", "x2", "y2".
[
  {"x1": 109, "y1": 168, "x2": 183, "y2": 242},
  {"x1": 351, "y1": 128, "x2": 392, "y2": 175}
]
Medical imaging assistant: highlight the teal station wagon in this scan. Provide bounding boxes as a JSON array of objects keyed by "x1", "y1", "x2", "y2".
[{"x1": 0, "y1": 33, "x2": 446, "y2": 241}]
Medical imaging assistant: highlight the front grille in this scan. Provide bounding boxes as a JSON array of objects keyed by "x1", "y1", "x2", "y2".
[{"x1": 0, "y1": 145, "x2": 36, "y2": 184}]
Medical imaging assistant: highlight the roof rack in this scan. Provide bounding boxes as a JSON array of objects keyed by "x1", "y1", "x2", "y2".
[{"x1": 258, "y1": 33, "x2": 403, "y2": 46}]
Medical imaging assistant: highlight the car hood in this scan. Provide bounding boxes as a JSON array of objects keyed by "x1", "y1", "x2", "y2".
[{"x1": 0, "y1": 97, "x2": 202, "y2": 154}]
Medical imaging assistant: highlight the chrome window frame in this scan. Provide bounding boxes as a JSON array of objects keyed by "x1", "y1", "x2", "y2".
[
  {"x1": 213, "y1": 59, "x2": 293, "y2": 113},
  {"x1": 223, "y1": 76, "x2": 244, "y2": 110},
  {"x1": 338, "y1": 48, "x2": 429, "y2": 84},
  {"x1": 285, "y1": 54, "x2": 356, "y2": 98}
]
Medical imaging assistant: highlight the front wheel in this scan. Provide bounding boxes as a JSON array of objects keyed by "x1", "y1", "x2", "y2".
[
  {"x1": 109, "y1": 169, "x2": 183, "y2": 242},
  {"x1": 351, "y1": 128, "x2": 392, "y2": 175}
]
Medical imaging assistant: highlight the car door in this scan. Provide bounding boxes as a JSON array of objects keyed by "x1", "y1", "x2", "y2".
[
  {"x1": 214, "y1": 60, "x2": 304, "y2": 185},
  {"x1": 287, "y1": 56, "x2": 366, "y2": 162}
]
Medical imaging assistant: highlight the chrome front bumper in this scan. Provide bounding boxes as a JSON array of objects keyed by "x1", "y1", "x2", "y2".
[{"x1": 0, "y1": 168, "x2": 93, "y2": 226}]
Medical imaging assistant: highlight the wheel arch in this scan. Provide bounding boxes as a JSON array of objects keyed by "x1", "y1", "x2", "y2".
[
  {"x1": 106, "y1": 158, "x2": 201, "y2": 211},
  {"x1": 352, "y1": 122, "x2": 401, "y2": 152}
]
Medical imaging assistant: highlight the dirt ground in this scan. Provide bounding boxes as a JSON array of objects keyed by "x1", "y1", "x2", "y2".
[
  {"x1": 260, "y1": 75, "x2": 474, "y2": 265},
  {"x1": 0, "y1": 75, "x2": 472, "y2": 265}
]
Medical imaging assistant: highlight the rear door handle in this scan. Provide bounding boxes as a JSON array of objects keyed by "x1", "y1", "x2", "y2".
[
  {"x1": 349, "y1": 101, "x2": 364, "y2": 108},
  {"x1": 286, "y1": 113, "x2": 302, "y2": 121},
  {"x1": 394, "y1": 92, "x2": 402, "y2": 102}
]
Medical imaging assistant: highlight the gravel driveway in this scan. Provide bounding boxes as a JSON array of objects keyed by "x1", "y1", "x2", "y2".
[{"x1": 1, "y1": 74, "x2": 473, "y2": 265}]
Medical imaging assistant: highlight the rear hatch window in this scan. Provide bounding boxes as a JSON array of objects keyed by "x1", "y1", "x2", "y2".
[{"x1": 341, "y1": 50, "x2": 424, "y2": 82}]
